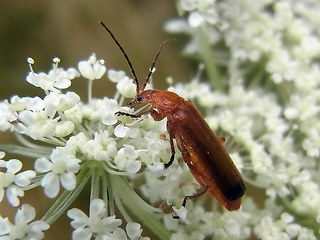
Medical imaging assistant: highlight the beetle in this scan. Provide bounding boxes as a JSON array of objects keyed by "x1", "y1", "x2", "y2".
[{"x1": 100, "y1": 21, "x2": 245, "y2": 211}]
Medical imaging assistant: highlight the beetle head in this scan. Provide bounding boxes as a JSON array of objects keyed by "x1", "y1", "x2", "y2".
[{"x1": 129, "y1": 89, "x2": 157, "y2": 106}]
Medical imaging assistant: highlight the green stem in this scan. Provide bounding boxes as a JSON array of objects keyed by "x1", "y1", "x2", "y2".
[
  {"x1": 90, "y1": 167, "x2": 100, "y2": 200},
  {"x1": 0, "y1": 144, "x2": 51, "y2": 158},
  {"x1": 42, "y1": 167, "x2": 90, "y2": 224},
  {"x1": 88, "y1": 79, "x2": 93, "y2": 103},
  {"x1": 112, "y1": 175, "x2": 171, "y2": 240},
  {"x1": 106, "y1": 171, "x2": 116, "y2": 216},
  {"x1": 197, "y1": 25, "x2": 224, "y2": 91}
]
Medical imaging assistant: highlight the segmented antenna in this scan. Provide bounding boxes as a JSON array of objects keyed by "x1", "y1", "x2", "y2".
[
  {"x1": 142, "y1": 40, "x2": 169, "y2": 92},
  {"x1": 100, "y1": 21, "x2": 140, "y2": 93}
]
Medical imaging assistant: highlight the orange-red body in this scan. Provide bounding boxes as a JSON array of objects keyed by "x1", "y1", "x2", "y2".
[
  {"x1": 132, "y1": 90, "x2": 245, "y2": 211},
  {"x1": 100, "y1": 21, "x2": 245, "y2": 211}
]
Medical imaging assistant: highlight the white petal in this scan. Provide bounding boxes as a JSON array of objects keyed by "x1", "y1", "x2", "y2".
[
  {"x1": 66, "y1": 68, "x2": 81, "y2": 79},
  {"x1": 172, "y1": 206, "x2": 188, "y2": 222},
  {"x1": 101, "y1": 114, "x2": 117, "y2": 125},
  {"x1": 0, "y1": 217, "x2": 11, "y2": 235},
  {"x1": 102, "y1": 216, "x2": 122, "y2": 232},
  {"x1": 107, "y1": 70, "x2": 126, "y2": 83},
  {"x1": 114, "y1": 124, "x2": 129, "y2": 138},
  {"x1": 188, "y1": 11, "x2": 205, "y2": 27},
  {"x1": 109, "y1": 228, "x2": 127, "y2": 240},
  {"x1": 90, "y1": 199, "x2": 106, "y2": 217},
  {"x1": 34, "y1": 157, "x2": 52, "y2": 173},
  {"x1": 0, "y1": 188, "x2": 4, "y2": 202},
  {"x1": 15, "y1": 204, "x2": 35, "y2": 224},
  {"x1": 15, "y1": 170, "x2": 36, "y2": 187},
  {"x1": 28, "y1": 97, "x2": 45, "y2": 112},
  {"x1": 6, "y1": 185, "x2": 24, "y2": 207},
  {"x1": 146, "y1": 162, "x2": 164, "y2": 173},
  {"x1": 65, "y1": 158, "x2": 81, "y2": 173},
  {"x1": 126, "y1": 222, "x2": 142, "y2": 239},
  {"x1": 29, "y1": 221, "x2": 50, "y2": 239},
  {"x1": 6, "y1": 159, "x2": 22, "y2": 174},
  {"x1": 126, "y1": 160, "x2": 141, "y2": 174},
  {"x1": 54, "y1": 77, "x2": 71, "y2": 89},
  {"x1": 60, "y1": 172, "x2": 76, "y2": 190},
  {"x1": 67, "y1": 208, "x2": 89, "y2": 228},
  {"x1": 0, "y1": 160, "x2": 6, "y2": 168},
  {"x1": 26, "y1": 72, "x2": 41, "y2": 87},
  {"x1": 29, "y1": 220, "x2": 50, "y2": 232},
  {"x1": 116, "y1": 77, "x2": 136, "y2": 98},
  {"x1": 53, "y1": 121, "x2": 75, "y2": 137},
  {"x1": 41, "y1": 173, "x2": 60, "y2": 198},
  {"x1": 72, "y1": 227, "x2": 92, "y2": 240},
  {"x1": 92, "y1": 62, "x2": 106, "y2": 79}
]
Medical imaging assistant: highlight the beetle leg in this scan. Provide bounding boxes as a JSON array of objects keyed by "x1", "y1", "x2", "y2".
[
  {"x1": 164, "y1": 120, "x2": 176, "y2": 169},
  {"x1": 173, "y1": 186, "x2": 208, "y2": 219},
  {"x1": 115, "y1": 109, "x2": 150, "y2": 118},
  {"x1": 115, "y1": 111, "x2": 140, "y2": 118},
  {"x1": 164, "y1": 134, "x2": 175, "y2": 168},
  {"x1": 218, "y1": 137, "x2": 225, "y2": 143},
  {"x1": 182, "y1": 186, "x2": 208, "y2": 207}
]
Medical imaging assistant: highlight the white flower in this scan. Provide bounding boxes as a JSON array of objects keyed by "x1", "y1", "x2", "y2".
[
  {"x1": 97, "y1": 98, "x2": 121, "y2": 126},
  {"x1": 80, "y1": 131, "x2": 117, "y2": 162},
  {"x1": 116, "y1": 76, "x2": 136, "y2": 98},
  {"x1": 179, "y1": 0, "x2": 218, "y2": 27},
  {"x1": 67, "y1": 199, "x2": 122, "y2": 240},
  {"x1": 53, "y1": 120, "x2": 75, "y2": 137},
  {"x1": 107, "y1": 70, "x2": 136, "y2": 98},
  {"x1": 114, "y1": 124, "x2": 130, "y2": 138},
  {"x1": 19, "y1": 110, "x2": 57, "y2": 140},
  {"x1": 0, "y1": 152, "x2": 36, "y2": 206},
  {"x1": 114, "y1": 145, "x2": 141, "y2": 174},
  {"x1": 35, "y1": 148, "x2": 80, "y2": 198},
  {"x1": 26, "y1": 57, "x2": 79, "y2": 92},
  {"x1": 0, "y1": 204, "x2": 49, "y2": 239},
  {"x1": 126, "y1": 222, "x2": 150, "y2": 240},
  {"x1": 44, "y1": 91, "x2": 80, "y2": 114},
  {"x1": 254, "y1": 213, "x2": 316, "y2": 240},
  {"x1": 0, "y1": 101, "x2": 16, "y2": 131},
  {"x1": 78, "y1": 53, "x2": 106, "y2": 80},
  {"x1": 108, "y1": 69, "x2": 127, "y2": 83}
]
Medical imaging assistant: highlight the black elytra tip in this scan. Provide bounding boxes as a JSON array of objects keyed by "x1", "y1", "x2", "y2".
[{"x1": 223, "y1": 180, "x2": 246, "y2": 201}]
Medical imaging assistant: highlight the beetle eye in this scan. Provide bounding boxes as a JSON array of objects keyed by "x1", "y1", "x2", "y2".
[{"x1": 136, "y1": 95, "x2": 142, "y2": 102}]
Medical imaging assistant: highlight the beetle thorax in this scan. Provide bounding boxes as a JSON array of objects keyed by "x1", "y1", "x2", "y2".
[{"x1": 135, "y1": 89, "x2": 185, "y2": 114}]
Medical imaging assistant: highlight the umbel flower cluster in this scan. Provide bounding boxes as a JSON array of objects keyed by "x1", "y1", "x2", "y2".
[{"x1": 0, "y1": 0, "x2": 319, "y2": 239}]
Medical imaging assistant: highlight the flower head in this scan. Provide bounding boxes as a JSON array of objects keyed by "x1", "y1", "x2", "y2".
[
  {"x1": 35, "y1": 148, "x2": 80, "y2": 198},
  {"x1": 1, "y1": 1, "x2": 320, "y2": 238},
  {"x1": 26, "y1": 57, "x2": 80, "y2": 92},
  {"x1": 78, "y1": 54, "x2": 106, "y2": 81},
  {"x1": 0, "y1": 204, "x2": 49, "y2": 239},
  {"x1": 0, "y1": 152, "x2": 36, "y2": 206}
]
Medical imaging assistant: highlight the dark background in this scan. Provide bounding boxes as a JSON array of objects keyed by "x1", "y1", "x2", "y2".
[{"x1": 0, "y1": 0, "x2": 193, "y2": 100}]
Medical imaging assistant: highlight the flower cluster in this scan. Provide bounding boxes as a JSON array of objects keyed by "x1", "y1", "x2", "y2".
[
  {"x1": 0, "y1": 54, "x2": 174, "y2": 239},
  {"x1": 163, "y1": 0, "x2": 320, "y2": 239},
  {"x1": 1, "y1": 0, "x2": 320, "y2": 239}
]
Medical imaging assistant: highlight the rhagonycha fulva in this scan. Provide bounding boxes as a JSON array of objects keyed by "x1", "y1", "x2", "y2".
[{"x1": 100, "y1": 21, "x2": 245, "y2": 211}]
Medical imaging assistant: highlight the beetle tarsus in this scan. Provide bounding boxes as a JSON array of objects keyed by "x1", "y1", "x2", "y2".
[
  {"x1": 164, "y1": 134, "x2": 176, "y2": 168},
  {"x1": 164, "y1": 154, "x2": 175, "y2": 168},
  {"x1": 115, "y1": 111, "x2": 140, "y2": 118},
  {"x1": 182, "y1": 186, "x2": 208, "y2": 207},
  {"x1": 172, "y1": 214, "x2": 180, "y2": 219}
]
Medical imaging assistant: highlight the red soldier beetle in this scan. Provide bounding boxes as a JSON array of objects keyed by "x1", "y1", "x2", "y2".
[{"x1": 100, "y1": 21, "x2": 245, "y2": 211}]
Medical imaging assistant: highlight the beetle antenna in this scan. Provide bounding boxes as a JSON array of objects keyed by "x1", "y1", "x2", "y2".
[
  {"x1": 142, "y1": 40, "x2": 171, "y2": 91},
  {"x1": 100, "y1": 21, "x2": 140, "y2": 93}
]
